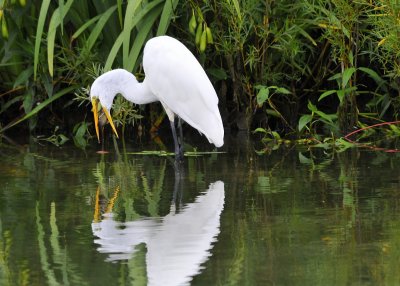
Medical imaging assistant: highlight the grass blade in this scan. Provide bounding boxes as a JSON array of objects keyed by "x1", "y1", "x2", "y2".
[
  {"x1": 126, "y1": 5, "x2": 163, "y2": 72},
  {"x1": 105, "y1": 0, "x2": 163, "y2": 71},
  {"x1": 123, "y1": 0, "x2": 142, "y2": 68},
  {"x1": 34, "y1": 0, "x2": 51, "y2": 80},
  {"x1": 156, "y1": 0, "x2": 179, "y2": 36},
  {"x1": 58, "y1": 0, "x2": 64, "y2": 35},
  {"x1": 117, "y1": 0, "x2": 123, "y2": 28},
  {"x1": 85, "y1": 5, "x2": 117, "y2": 52},
  {"x1": 104, "y1": 33, "x2": 124, "y2": 71},
  {"x1": 0, "y1": 86, "x2": 77, "y2": 133},
  {"x1": 71, "y1": 14, "x2": 102, "y2": 41},
  {"x1": 47, "y1": 0, "x2": 74, "y2": 77},
  {"x1": 230, "y1": 0, "x2": 242, "y2": 22}
]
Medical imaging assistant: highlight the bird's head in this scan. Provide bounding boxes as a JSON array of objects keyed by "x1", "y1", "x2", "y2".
[{"x1": 90, "y1": 74, "x2": 119, "y2": 143}]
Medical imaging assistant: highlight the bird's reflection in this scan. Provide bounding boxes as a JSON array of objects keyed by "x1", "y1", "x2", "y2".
[{"x1": 92, "y1": 180, "x2": 225, "y2": 285}]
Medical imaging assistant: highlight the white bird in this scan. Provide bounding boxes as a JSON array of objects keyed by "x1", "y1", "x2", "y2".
[
  {"x1": 92, "y1": 181, "x2": 225, "y2": 285},
  {"x1": 90, "y1": 36, "x2": 224, "y2": 158}
]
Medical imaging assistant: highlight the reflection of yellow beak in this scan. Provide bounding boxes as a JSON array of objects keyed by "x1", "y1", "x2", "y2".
[{"x1": 91, "y1": 98, "x2": 119, "y2": 143}]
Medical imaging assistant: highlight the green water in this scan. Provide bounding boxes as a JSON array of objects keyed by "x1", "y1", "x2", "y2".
[{"x1": 1, "y1": 137, "x2": 400, "y2": 285}]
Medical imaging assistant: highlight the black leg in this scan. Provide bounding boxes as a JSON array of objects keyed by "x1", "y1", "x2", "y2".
[
  {"x1": 170, "y1": 120, "x2": 183, "y2": 160},
  {"x1": 177, "y1": 117, "x2": 184, "y2": 155}
]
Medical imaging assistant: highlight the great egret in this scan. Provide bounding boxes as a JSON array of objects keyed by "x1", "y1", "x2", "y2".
[{"x1": 90, "y1": 36, "x2": 224, "y2": 158}]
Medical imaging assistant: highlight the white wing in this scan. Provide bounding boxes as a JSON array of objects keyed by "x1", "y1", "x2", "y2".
[{"x1": 143, "y1": 36, "x2": 224, "y2": 147}]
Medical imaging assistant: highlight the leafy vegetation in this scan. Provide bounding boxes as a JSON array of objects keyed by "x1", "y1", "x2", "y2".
[{"x1": 1, "y1": 0, "x2": 400, "y2": 146}]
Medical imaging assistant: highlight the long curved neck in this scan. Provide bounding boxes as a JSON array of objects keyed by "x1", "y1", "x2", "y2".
[
  {"x1": 92, "y1": 69, "x2": 158, "y2": 110},
  {"x1": 119, "y1": 77, "x2": 157, "y2": 105}
]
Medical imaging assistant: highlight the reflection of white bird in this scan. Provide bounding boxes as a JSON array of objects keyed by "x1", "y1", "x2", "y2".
[
  {"x1": 92, "y1": 181, "x2": 225, "y2": 286},
  {"x1": 90, "y1": 36, "x2": 224, "y2": 159}
]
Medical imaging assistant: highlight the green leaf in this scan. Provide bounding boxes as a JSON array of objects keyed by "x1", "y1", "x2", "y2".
[
  {"x1": 13, "y1": 67, "x2": 33, "y2": 88},
  {"x1": 307, "y1": 101, "x2": 318, "y2": 112},
  {"x1": 253, "y1": 127, "x2": 268, "y2": 134},
  {"x1": 126, "y1": 4, "x2": 163, "y2": 72},
  {"x1": 85, "y1": 5, "x2": 117, "y2": 52},
  {"x1": 337, "y1": 86, "x2": 357, "y2": 103},
  {"x1": 207, "y1": 68, "x2": 228, "y2": 80},
  {"x1": 22, "y1": 91, "x2": 34, "y2": 113},
  {"x1": 266, "y1": 109, "x2": 280, "y2": 117},
  {"x1": 0, "y1": 86, "x2": 77, "y2": 133},
  {"x1": 275, "y1": 87, "x2": 291, "y2": 94},
  {"x1": 156, "y1": 0, "x2": 179, "y2": 36},
  {"x1": 117, "y1": 0, "x2": 123, "y2": 28},
  {"x1": 254, "y1": 84, "x2": 266, "y2": 90},
  {"x1": 256, "y1": 87, "x2": 269, "y2": 105},
  {"x1": 0, "y1": 96, "x2": 23, "y2": 115},
  {"x1": 359, "y1": 67, "x2": 384, "y2": 85},
  {"x1": 348, "y1": 51, "x2": 354, "y2": 66},
  {"x1": 47, "y1": 0, "x2": 74, "y2": 77},
  {"x1": 71, "y1": 14, "x2": 102, "y2": 41},
  {"x1": 328, "y1": 72, "x2": 341, "y2": 81},
  {"x1": 105, "y1": 0, "x2": 163, "y2": 71},
  {"x1": 298, "y1": 114, "x2": 312, "y2": 131},
  {"x1": 34, "y1": 0, "x2": 51, "y2": 80},
  {"x1": 318, "y1": 90, "x2": 337, "y2": 102},
  {"x1": 58, "y1": 0, "x2": 64, "y2": 35},
  {"x1": 104, "y1": 33, "x2": 124, "y2": 71},
  {"x1": 297, "y1": 26, "x2": 317, "y2": 46},
  {"x1": 315, "y1": 110, "x2": 333, "y2": 123},
  {"x1": 74, "y1": 122, "x2": 87, "y2": 138},
  {"x1": 231, "y1": 0, "x2": 242, "y2": 22},
  {"x1": 58, "y1": 134, "x2": 69, "y2": 145},
  {"x1": 123, "y1": 0, "x2": 142, "y2": 67},
  {"x1": 342, "y1": 67, "x2": 356, "y2": 88},
  {"x1": 271, "y1": 131, "x2": 281, "y2": 140}
]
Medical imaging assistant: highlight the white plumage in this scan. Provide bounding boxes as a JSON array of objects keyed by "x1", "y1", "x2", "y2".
[{"x1": 90, "y1": 36, "x2": 224, "y2": 155}]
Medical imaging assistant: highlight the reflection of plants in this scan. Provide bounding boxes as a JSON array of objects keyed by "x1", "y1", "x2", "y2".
[
  {"x1": 34, "y1": 126, "x2": 69, "y2": 147},
  {"x1": 92, "y1": 154, "x2": 168, "y2": 220},
  {"x1": 35, "y1": 201, "x2": 85, "y2": 285},
  {"x1": 0, "y1": 224, "x2": 12, "y2": 285}
]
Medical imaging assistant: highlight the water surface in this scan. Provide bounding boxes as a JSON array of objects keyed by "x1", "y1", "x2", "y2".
[{"x1": 1, "y1": 135, "x2": 400, "y2": 285}]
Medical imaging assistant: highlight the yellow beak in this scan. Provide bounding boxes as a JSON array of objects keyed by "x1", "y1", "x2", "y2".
[{"x1": 91, "y1": 98, "x2": 119, "y2": 143}]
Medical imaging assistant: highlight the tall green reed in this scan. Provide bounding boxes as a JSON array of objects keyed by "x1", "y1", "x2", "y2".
[{"x1": 0, "y1": 0, "x2": 179, "y2": 137}]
